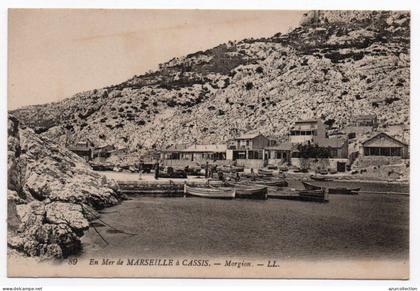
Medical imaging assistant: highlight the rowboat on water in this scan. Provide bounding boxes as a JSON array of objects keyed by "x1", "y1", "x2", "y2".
[
  {"x1": 254, "y1": 179, "x2": 288, "y2": 187},
  {"x1": 298, "y1": 188, "x2": 329, "y2": 202},
  {"x1": 227, "y1": 184, "x2": 268, "y2": 200},
  {"x1": 302, "y1": 181, "x2": 359, "y2": 195},
  {"x1": 310, "y1": 175, "x2": 332, "y2": 181},
  {"x1": 234, "y1": 178, "x2": 288, "y2": 188},
  {"x1": 184, "y1": 184, "x2": 235, "y2": 199}
]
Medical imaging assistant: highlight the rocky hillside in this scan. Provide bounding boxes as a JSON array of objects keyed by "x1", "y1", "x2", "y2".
[
  {"x1": 8, "y1": 115, "x2": 121, "y2": 258},
  {"x1": 11, "y1": 11, "x2": 410, "y2": 161}
]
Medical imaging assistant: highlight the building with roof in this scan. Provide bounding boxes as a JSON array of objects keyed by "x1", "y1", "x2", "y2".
[
  {"x1": 345, "y1": 114, "x2": 378, "y2": 139},
  {"x1": 317, "y1": 137, "x2": 349, "y2": 159},
  {"x1": 231, "y1": 132, "x2": 270, "y2": 150},
  {"x1": 228, "y1": 132, "x2": 270, "y2": 164},
  {"x1": 361, "y1": 132, "x2": 409, "y2": 159},
  {"x1": 68, "y1": 140, "x2": 94, "y2": 161},
  {"x1": 265, "y1": 142, "x2": 294, "y2": 165},
  {"x1": 92, "y1": 145, "x2": 115, "y2": 162},
  {"x1": 289, "y1": 119, "x2": 327, "y2": 144},
  {"x1": 161, "y1": 144, "x2": 227, "y2": 162}
]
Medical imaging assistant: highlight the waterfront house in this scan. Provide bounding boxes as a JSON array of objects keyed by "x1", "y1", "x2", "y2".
[
  {"x1": 227, "y1": 132, "x2": 270, "y2": 168},
  {"x1": 317, "y1": 137, "x2": 349, "y2": 159},
  {"x1": 161, "y1": 144, "x2": 228, "y2": 167},
  {"x1": 289, "y1": 119, "x2": 327, "y2": 144},
  {"x1": 266, "y1": 142, "x2": 293, "y2": 165},
  {"x1": 231, "y1": 132, "x2": 269, "y2": 150},
  {"x1": 361, "y1": 132, "x2": 409, "y2": 159}
]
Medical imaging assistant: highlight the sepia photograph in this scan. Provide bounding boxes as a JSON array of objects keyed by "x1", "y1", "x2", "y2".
[{"x1": 6, "y1": 8, "x2": 410, "y2": 279}]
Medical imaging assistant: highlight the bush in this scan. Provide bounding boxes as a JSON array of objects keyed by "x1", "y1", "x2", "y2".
[
  {"x1": 245, "y1": 82, "x2": 254, "y2": 90},
  {"x1": 167, "y1": 100, "x2": 177, "y2": 107},
  {"x1": 297, "y1": 143, "x2": 330, "y2": 159},
  {"x1": 324, "y1": 119, "x2": 335, "y2": 128},
  {"x1": 255, "y1": 66, "x2": 264, "y2": 74}
]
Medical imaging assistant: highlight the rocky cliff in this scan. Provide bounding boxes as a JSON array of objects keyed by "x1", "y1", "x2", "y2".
[
  {"x1": 8, "y1": 115, "x2": 121, "y2": 258},
  {"x1": 11, "y1": 11, "x2": 410, "y2": 162}
]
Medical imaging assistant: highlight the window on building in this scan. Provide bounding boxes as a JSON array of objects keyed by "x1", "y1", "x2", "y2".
[
  {"x1": 365, "y1": 147, "x2": 402, "y2": 157},
  {"x1": 292, "y1": 152, "x2": 300, "y2": 158},
  {"x1": 390, "y1": 148, "x2": 402, "y2": 156},
  {"x1": 236, "y1": 151, "x2": 246, "y2": 159},
  {"x1": 330, "y1": 149, "x2": 338, "y2": 158}
]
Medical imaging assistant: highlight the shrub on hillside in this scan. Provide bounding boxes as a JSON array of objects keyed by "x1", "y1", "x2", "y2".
[{"x1": 245, "y1": 82, "x2": 254, "y2": 90}]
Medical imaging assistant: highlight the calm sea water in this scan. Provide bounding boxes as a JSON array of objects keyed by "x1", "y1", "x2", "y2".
[{"x1": 81, "y1": 180, "x2": 409, "y2": 261}]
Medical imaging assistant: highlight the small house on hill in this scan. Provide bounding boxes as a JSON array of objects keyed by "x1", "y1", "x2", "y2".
[
  {"x1": 345, "y1": 114, "x2": 378, "y2": 139},
  {"x1": 92, "y1": 144, "x2": 115, "y2": 161},
  {"x1": 361, "y1": 132, "x2": 408, "y2": 159},
  {"x1": 68, "y1": 140, "x2": 94, "y2": 161}
]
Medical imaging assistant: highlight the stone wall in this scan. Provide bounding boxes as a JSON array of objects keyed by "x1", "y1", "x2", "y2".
[
  {"x1": 235, "y1": 159, "x2": 265, "y2": 169},
  {"x1": 354, "y1": 156, "x2": 404, "y2": 168},
  {"x1": 290, "y1": 158, "x2": 349, "y2": 171}
]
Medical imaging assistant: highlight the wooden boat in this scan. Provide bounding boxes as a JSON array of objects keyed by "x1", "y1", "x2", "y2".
[
  {"x1": 117, "y1": 181, "x2": 184, "y2": 197},
  {"x1": 298, "y1": 189, "x2": 329, "y2": 202},
  {"x1": 310, "y1": 175, "x2": 332, "y2": 181},
  {"x1": 254, "y1": 179, "x2": 288, "y2": 187},
  {"x1": 302, "y1": 181, "x2": 322, "y2": 190},
  {"x1": 328, "y1": 187, "x2": 360, "y2": 195},
  {"x1": 233, "y1": 185, "x2": 268, "y2": 200},
  {"x1": 184, "y1": 184, "x2": 235, "y2": 199},
  {"x1": 235, "y1": 178, "x2": 288, "y2": 188},
  {"x1": 302, "y1": 181, "x2": 359, "y2": 195},
  {"x1": 158, "y1": 171, "x2": 187, "y2": 179},
  {"x1": 258, "y1": 169, "x2": 274, "y2": 176}
]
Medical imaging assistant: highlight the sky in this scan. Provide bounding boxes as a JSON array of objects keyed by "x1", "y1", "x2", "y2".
[{"x1": 8, "y1": 9, "x2": 304, "y2": 110}]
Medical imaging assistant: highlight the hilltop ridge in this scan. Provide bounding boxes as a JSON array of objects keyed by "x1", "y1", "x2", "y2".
[{"x1": 11, "y1": 10, "x2": 410, "y2": 162}]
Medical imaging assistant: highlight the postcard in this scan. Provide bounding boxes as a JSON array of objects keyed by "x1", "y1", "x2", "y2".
[{"x1": 7, "y1": 9, "x2": 410, "y2": 278}]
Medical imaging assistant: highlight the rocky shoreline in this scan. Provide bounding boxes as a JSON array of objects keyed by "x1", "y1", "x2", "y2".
[{"x1": 7, "y1": 115, "x2": 123, "y2": 259}]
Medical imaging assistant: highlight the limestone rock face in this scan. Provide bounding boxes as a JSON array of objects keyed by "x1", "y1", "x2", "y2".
[
  {"x1": 45, "y1": 202, "x2": 89, "y2": 233},
  {"x1": 7, "y1": 115, "x2": 121, "y2": 259},
  {"x1": 16, "y1": 123, "x2": 119, "y2": 208}
]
